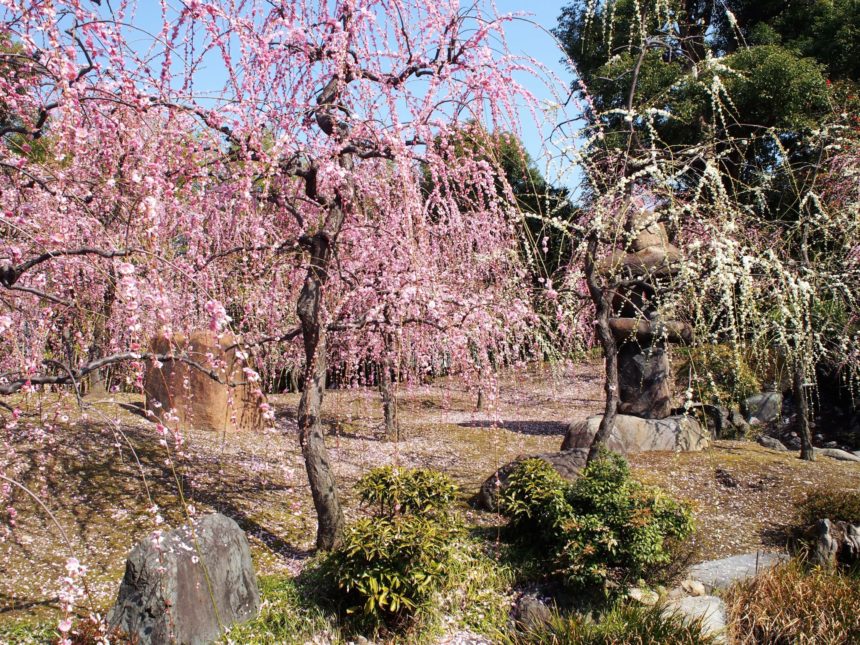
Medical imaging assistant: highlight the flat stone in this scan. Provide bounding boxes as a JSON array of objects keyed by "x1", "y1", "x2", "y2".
[
  {"x1": 663, "y1": 595, "x2": 727, "y2": 642},
  {"x1": 109, "y1": 513, "x2": 260, "y2": 644},
  {"x1": 561, "y1": 414, "x2": 710, "y2": 456},
  {"x1": 757, "y1": 435, "x2": 788, "y2": 452},
  {"x1": 687, "y1": 552, "x2": 787, "y2": 593},
  {"x1": 818, "y1": 448, "x2": 860, "y2": 462},
  {"x1": 475, "y1": 449, "x2": 588, "y2": 511},
  {"x1": 628, "y1": 587, "x2": 659, "y2": 606}
]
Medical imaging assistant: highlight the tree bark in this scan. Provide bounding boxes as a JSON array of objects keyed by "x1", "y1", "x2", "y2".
[
  {"x1": 85, "y1": 267, "x2": 116, "y2": 394},
  {"x1": 379, "y1": 332, "x2": 400, "y2": 441},
  {"x1": 794, "y1": 362, "x2": 815, "y2": 461},
  {"x1": 296, "y1": 229, "x2": 345, "y2": 551},
  {"x1": 585, "y1": 235, "x2": 620, "y2": 463}
]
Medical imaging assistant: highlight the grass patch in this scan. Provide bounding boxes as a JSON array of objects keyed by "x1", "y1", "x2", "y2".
[
  {"x1": 796, "y1": 487, "x2": 860, "y2": 526},
  {"x1": 221, "y1": 569, "x2": 338, "y2": 644},
  {"x1": 0, "y1": 619, "x2": 56, "y2": 644},
  {"x1": 505, "y1": 602, "x2": 716, "y2": 644},
  {"x1": 726, "y1": 559, "x2": 860, "y2": 644}
]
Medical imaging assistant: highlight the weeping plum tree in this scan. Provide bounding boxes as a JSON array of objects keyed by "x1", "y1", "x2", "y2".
[
  {"x1": 551, "y1": 0, "x2": 860, "y2": 461},
  {"x1": 0, "y1": 0, "x2": 545, "y2": 550}
]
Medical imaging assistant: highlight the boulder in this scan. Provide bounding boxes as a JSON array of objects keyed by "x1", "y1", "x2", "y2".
[
  {"x1": 144, "y1": 330, "x2": 266, "y2": 432},
  {"x1": 561, "y1": 414, "x2": 710, "y2": 456},
  {"x1": 818, "y1": 448, "x2": 860, "y2": 462},
  {"x1": 662, "y1": 595, "x2": 727, "y2": 643},
  {"x1": 513, "y1": 593, "x2": 552, "y2": 629},
  {"x1": 686, "y1": 552, "x2": 787, "y2": 593},
  {"x1": 809, "y1": 519, "x2": 860, "y2": 568},
  {"x1": 475, "y1": 449, "x2": 588, "y2": 511},
  {"x1": 743, "y1": 392, "x2": 782, "y2": 425},
  {"x1": 757, "y1": 435, "x2": 788, "y2": 452},
  {"x1": 109, "y1": 513, "x2": 260, "y2": 644}
]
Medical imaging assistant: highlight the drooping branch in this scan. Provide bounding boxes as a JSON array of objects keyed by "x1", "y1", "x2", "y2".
[{"x1": 0, "y1": 351, "x2": 226, "y2": 396}]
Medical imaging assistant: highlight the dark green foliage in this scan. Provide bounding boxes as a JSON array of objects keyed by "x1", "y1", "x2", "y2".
[
  {"x1": 325, "y1": 467, "x2": 462, "y2": 629},
  {"x1": 559, "y1": 452, "x2": 694, "y2": 589},
  {"x1": 498, "y1": 458, "x2": 572, "y2": 537},
  {"x1": 797, "y1": 488, "x2": 860, "y2": 527},
  {"x1": 356, "y1": 465, "x2": 457, "y2": 518},
  {"x1": 498, "y1": 452, "x2": 694, "y2": 593},
  {"x1": 329, "y1": 515, "x2": 461, "y2": 623},
  {"x1": 506, "y1": 602, "x2": 716, "y2": 644}
]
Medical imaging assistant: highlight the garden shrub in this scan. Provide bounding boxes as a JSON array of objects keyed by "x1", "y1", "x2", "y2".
[
  {"x1": 325, "y1": 466, "x2": 461, "y2": 629},
  {"x1": 499, "y1": 451, "x2": 694, "y2": 593},
  {"x1": 498, "y1": 457, "x2": 572, "y2": 537},
  {"x1": 356, "y1": 465, "x2": 457, "y2": 518}
]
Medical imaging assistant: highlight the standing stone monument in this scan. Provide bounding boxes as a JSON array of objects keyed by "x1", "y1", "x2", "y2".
[
  {"x1": 144, "y1": 330, "x2": 266, "y2": 432},
  {"x1": 109, "y1": 513, "x2": 261, "y2": 645},
  {"x1": 563, "y1": 212, "x2": 709, "y2": 454},
  {"x1": 602, "y1": 213, "x2": 692, "y2": 418}
]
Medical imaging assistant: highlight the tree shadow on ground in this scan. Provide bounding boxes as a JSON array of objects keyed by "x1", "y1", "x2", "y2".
[{"x1": 458, "y1": 420, "x2": 569, "y2": 436}]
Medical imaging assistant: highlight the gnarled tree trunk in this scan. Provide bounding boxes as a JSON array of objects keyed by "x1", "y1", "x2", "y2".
[
  {"x1": 296, "y1": 228, "x2": 345, "y2": 551},
  {"x1": 585, "y1": 235, "x2": 619, "y2": 463}
]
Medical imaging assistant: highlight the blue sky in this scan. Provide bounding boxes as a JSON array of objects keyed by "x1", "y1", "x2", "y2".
[{"x1": 491, "y1": 2, "x2": 578, "y2": 172}]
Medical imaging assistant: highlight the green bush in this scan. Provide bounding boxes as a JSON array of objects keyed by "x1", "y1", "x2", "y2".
[
  {"x1": 357, "y1": 465, "x2": 457, "y2": 518},
  {"x1": 560, "y1": 452, "x2": 694, "y2": 590},
  {"x1": 329, "y1": 515, "x2": 461, "y2": 624},
  {"x1": 326, "y1": 466, "x2": 462, "y2": 629},
  {"x1": 498, "y1": 458, "x2": 571, "y2": 537},
  {"x1": 506, "y1": 602, "x2": 716, "y2": 644},
  {"x1": 797, "y1": 487, "x2": 860, "y2": 527},
  {"x1": 498, "y1": 451, "x2": 694, "y2": 593}
]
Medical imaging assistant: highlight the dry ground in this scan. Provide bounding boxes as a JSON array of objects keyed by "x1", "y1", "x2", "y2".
[{"x1": 2, "y1": 360, "x2": 859, "y2": 629}]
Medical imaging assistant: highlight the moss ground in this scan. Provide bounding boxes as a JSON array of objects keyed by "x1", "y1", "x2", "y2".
[{"x1": 2, "y1": 360, "x2": 858, "y2": 640}]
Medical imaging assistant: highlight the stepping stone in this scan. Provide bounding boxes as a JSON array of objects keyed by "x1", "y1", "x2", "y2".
[
  {"x1": 687, "y1": 552, "x2": 787, "y2": 593},
  {"x1": 663, "y1": 595, "x2": 727, "y2": 643}
]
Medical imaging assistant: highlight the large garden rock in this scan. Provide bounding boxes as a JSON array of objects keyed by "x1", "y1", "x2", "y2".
[
  {"x1": 662, "y1": 595, "x2": 727, "y2": 643},
  {"x1": 818, "y1": 447, "x2": 860, "y2": 462},
  {"x1": 475, "y1": 449, "x2": 588, "y2": 511},
  {"x1": 561, "y1": 414, "x2": 710, "y2": 456},
  {"x1": 743, "y1": 392, "x2": 782, "y2": 425},
  {"x1": 810, "y1": 519, "x2": 860, "y2": 568},
  {"x1": 757, "y1": 435, "x2": 788, "y2": 451},
  {"x1": 109, "y1": 512, "x2": 260, "y2": 644},
  {"x1": 144, "y1": 330, "x2": 266, "y2": 432},
  {"x1": 686, "y1": 552, "x2": 787, "y2": 593}
]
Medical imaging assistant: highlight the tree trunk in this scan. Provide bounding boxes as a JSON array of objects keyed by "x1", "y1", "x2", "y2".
[
  {"x1": 794, "y1": 362, "x2": 815, "y2": 461},
  {"x1": 296, "y1": 230, "x2": 345, "y2": 551},
  {"x1": 379, "y1": 333, "x2": 399, "y2": 441},
  {"x1": 85, "y1": 267, "x2": 116, "y2": 394},
  {"x1": 585, "y1": 235, "x2": 620, "y2": 463}
]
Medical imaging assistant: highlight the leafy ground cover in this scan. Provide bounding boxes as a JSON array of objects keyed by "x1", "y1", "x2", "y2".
[{"x1": 3, "y1": 360, "x2": 860, "y2": 639}]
